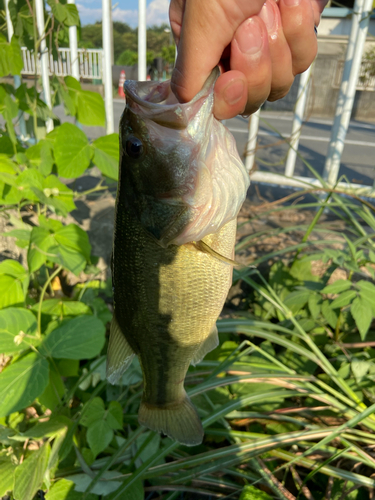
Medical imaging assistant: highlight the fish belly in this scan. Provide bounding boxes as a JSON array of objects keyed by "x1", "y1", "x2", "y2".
[{"x1": 111, "y1": 202, "x2": 236, "y2": 445}]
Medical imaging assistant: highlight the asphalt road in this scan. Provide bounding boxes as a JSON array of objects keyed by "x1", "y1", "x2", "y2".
[
  {"x1": 108, "y1": 98, "x2": 375, "y2": 187},
  {"x1": 21, "y1": 99, "x2": 375, "y2": 188}
]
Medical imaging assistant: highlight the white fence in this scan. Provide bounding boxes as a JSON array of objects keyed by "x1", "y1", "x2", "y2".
[{"x1": 21, "y1": 47, "x2": 103, "y2": 80}]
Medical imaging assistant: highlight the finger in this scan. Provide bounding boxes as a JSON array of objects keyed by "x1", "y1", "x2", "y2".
[
  {"x1": 279, "y1": 0, "x2": 317, "y2": 75},
  {"x1": 213, "y1": 71, "x2": 248, "y2": 120},
  {"x1": 310, "y1": 0, "x2": 328, "y2": 26},
  {"x1": 228, "y1": 16, "x2": 272, "y2": 117},
  {"x1": 258, "y1": 0, "x2": 294, "y2": 101},
  {"x1": 171, "y1": 0, "x2": 265, "y2": 103},
  {"x1": 169, "y1": 0, "x2": 185, "y2": 45}
]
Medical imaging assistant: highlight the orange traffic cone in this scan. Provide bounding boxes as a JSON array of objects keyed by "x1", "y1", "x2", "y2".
[{"x1": 118, "y1": 70, "x2": 126, "y2": 98}]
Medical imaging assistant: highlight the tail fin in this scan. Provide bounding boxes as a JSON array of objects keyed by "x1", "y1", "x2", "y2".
[{"x1": 138, "y1": 393, "x2": 204, "y2": 447}]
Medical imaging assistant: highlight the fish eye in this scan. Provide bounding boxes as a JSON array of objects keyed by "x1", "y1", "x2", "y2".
[{"x1": 125, "y1": 135, "x2": 144, "y2": 159}]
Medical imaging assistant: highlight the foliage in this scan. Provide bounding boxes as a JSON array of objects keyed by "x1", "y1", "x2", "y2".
[
  {"x1": 1, "y1": 3, "x2": 375, "y2": 500},
  {"x1": 79, "y1": 21, "x2": 174, "y2": 68}
]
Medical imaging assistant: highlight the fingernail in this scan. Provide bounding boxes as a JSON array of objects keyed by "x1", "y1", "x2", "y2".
[
  {"x1": 283, "y1": 0, "x2": 300, "y2": 7},
  {"x1": 235, "y1": 17, "x2": 263, "y2": 55},
  {"x1": 259, "y1": 2, "x2": 276, "y2": 34},
  {"x1": 223, "y1": 80, "x2": 245, "y2": 106}
]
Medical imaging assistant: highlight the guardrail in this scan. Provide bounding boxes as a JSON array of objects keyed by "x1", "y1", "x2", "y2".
[{"x1": 21, "y1": 47, "x2": 103, "y2": 80}]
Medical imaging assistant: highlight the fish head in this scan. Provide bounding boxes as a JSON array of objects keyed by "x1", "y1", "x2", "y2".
[{"x1": 119, "y1": 69, "x2": 249, "y2": 246}]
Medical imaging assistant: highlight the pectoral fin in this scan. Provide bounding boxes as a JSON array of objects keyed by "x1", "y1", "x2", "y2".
[
  {"x1": 195, "y1": 240, "x2": 241, "y2": 266},
  {"x1": 191, "y1": 325, "x2": 219, "y2": 366},
  {"x1": 106, "y1": 314, "x2": 135, "y2": 385}
]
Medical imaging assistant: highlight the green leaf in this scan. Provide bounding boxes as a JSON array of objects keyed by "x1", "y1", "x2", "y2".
[
  {"x1": 0, "y1": 34, "x2": 23, "y2": 77},
  {"x1": 21, "y1": 416, "x2": 71, "y2": 439},
  {"x1": 64, "y1": 4, "x2": 80, "y2": 26},
  {"x1": 33, "y1": 299, "x2": 92, "y2": 318},
  {"x1": 27, "y1": 226, "x2": 55, "y2": 273},
  {"x1": 351, "y1": 296, "x2": 373, "y2": 340},
  {"x1": 107, "y1": 401, "x2": 123, "y2": 430},
  {"x1": 65, "y1": 77, "x2": 106, "y2": 127},
  {"x1": 39, "y1": 315, "x2": 105, "y2": 359},
  {"x1": 47, "y1": 0, "x2": 67, "y2": 22},
  {"x1": 0, "y1": 455, "x2": 16, "y2": 497},
  {"x1": 14, "y1": 443, "x2": 50, "y2": 500},
  {"x1": 106, "y1": 479, "x2": 144, "y2": 500},
  {"x1": 16, "y1": 167, "x2": 45, "y2": 201},
  {"x1": 45, "y1": 478, "x2": 97, "y2": 500},
  {"x1": 322, "y1": 280, "x2": 351, "y2": 294},
  {"x1": 308, "y1": 293, "x2": 321, "y2": 319},
  {"x1": 92, "y1": 134, "x2": 119, "y2": 180},
  {"x1": 351, "y1": 358, "x2": 371, "y2": 384},
  {"x1": 25, "y1": 140, "x2": 54, "y2": 176},
  {"x1": 65, "y1": 472, "x2": 121, "y2": 496},
  {"x1": 86, "y1": 419, "x2": 113, "y2": 457},
  {"x1": 42, "y1": 175, "x2": 76, "y2": 215},
  {"x1": 0, "y1": 307, "x2": 37, "y2": 354},
  {"x1": 54, "y1": 224, "x2": 91, "y2": 261},
  {"x1": 283, "y1": 290, "x2": 310, "y2": 313},
  {"x1": 331, "y1": 290, "x2": 357, "y2": 309},
  {"x1": 0, "y1": 353, "x2": 49, "y2": 417},
  {"x1": 357, "y1": 280, "x2": 375, "y2": 308},
  {"x1": 8, "y1": 36, "x2": 23, "y2": 75},
  {"x1": 54, "y1": 123, "x2": 92, "y2": 178},
  {"x1": 321, "y1": 299, "x2": 338, "y2": 330},
  {"x1": 50, "y1": 245, "x2": 87, "y2": 276},
  {"x1": 0, "y1": 274, "x2": 24, "y2": 309},
  {"x1": 81, "y1": 397, "x2": 105, "y2": 427},
  {"x1": 240, "y1": 485, "x2": 273, "y2": 500},
  {"x1": 38, "y1": 362, "x2": 65, "y2": 410}
]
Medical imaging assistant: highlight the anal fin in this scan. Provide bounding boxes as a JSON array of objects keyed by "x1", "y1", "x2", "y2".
[
  {"x1": 106, "y1": 314, "x2": 135, "y2": 385},
  {"x1": 191, "y1": 325, "x2": 219, "y2": 366}
]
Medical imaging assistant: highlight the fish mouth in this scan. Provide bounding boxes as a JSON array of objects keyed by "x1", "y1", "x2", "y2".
[{"x1": 124, "y1": 68, "x2": 219, "y2": 128}]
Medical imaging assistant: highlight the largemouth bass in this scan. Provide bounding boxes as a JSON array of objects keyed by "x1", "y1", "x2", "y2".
[{"x1": 107, "y1": 69, "x2": 249, "y2": 446}]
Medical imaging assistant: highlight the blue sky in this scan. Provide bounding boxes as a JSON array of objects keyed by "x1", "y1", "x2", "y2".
[{"x1": 77, "y1": 0, "x2": 170, "y2": 27}]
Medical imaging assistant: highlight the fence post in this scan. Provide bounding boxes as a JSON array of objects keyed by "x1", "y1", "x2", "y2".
[
  {"x1": 245, "y1": 108, "x2": 261, "y2": 173},
  {"x1": 35, "y1": 0, "x2": 53, "y2": 133},
  {"x1": 138, "y1": 0, "x2": 147, "y2": 81},
  {"x1": 5, "y1": 0, "x2": 28, "y2": 140},
  {"x1": 102, "y1": 0, "x2": 114, "y2": 134},
  {"x1": 284, "y1": 64, "x2": 313, "y2": 177},
  {"x1": 322, "y1": 0, "x2": 371, "y2": 185},
  {"x1": 67, "y1": 0, "x2": 80, "y2": 81}
]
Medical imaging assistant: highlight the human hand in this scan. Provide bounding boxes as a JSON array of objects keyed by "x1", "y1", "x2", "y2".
[{"x1": 170, "y1": 0, "x2": 327, "y2": 120}]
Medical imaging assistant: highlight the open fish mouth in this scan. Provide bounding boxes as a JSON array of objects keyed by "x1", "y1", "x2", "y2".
[{"x1": 124, "y1": 69, "x2": 219, "y2": 129}]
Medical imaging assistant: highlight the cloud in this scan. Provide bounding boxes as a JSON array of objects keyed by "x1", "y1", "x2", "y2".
[
  {"x1": 146, "y1": 0, "x2": 169, "y2": 26},
  {"x1": 76, "y1": 3, "x2": 103, "y2": 24},
  {"x1": 77, "y1": 0, "x2": 169, "y2": 27},
  {"x1": 112, "y1": 7, "x2": 138, "y2": 26}
]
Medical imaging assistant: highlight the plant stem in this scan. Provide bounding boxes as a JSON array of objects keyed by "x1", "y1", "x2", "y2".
[{"x1": 37, "y1": 265, "x2": 62, "y2": 336}]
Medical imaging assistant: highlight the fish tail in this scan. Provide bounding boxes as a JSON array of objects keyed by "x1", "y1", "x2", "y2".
[{"x1": 138, "y1": 392, "x2": 204, "y2": 446}]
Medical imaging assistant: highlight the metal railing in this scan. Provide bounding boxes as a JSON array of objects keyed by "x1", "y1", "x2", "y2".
[{"x1": 21, "y1": 47, "x2": 103, "y2": 80}]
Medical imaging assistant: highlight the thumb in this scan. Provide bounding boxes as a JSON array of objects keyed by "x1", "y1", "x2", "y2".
[{"x1": 171, "y1": 0, "x2": 265, "y2": 103}]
